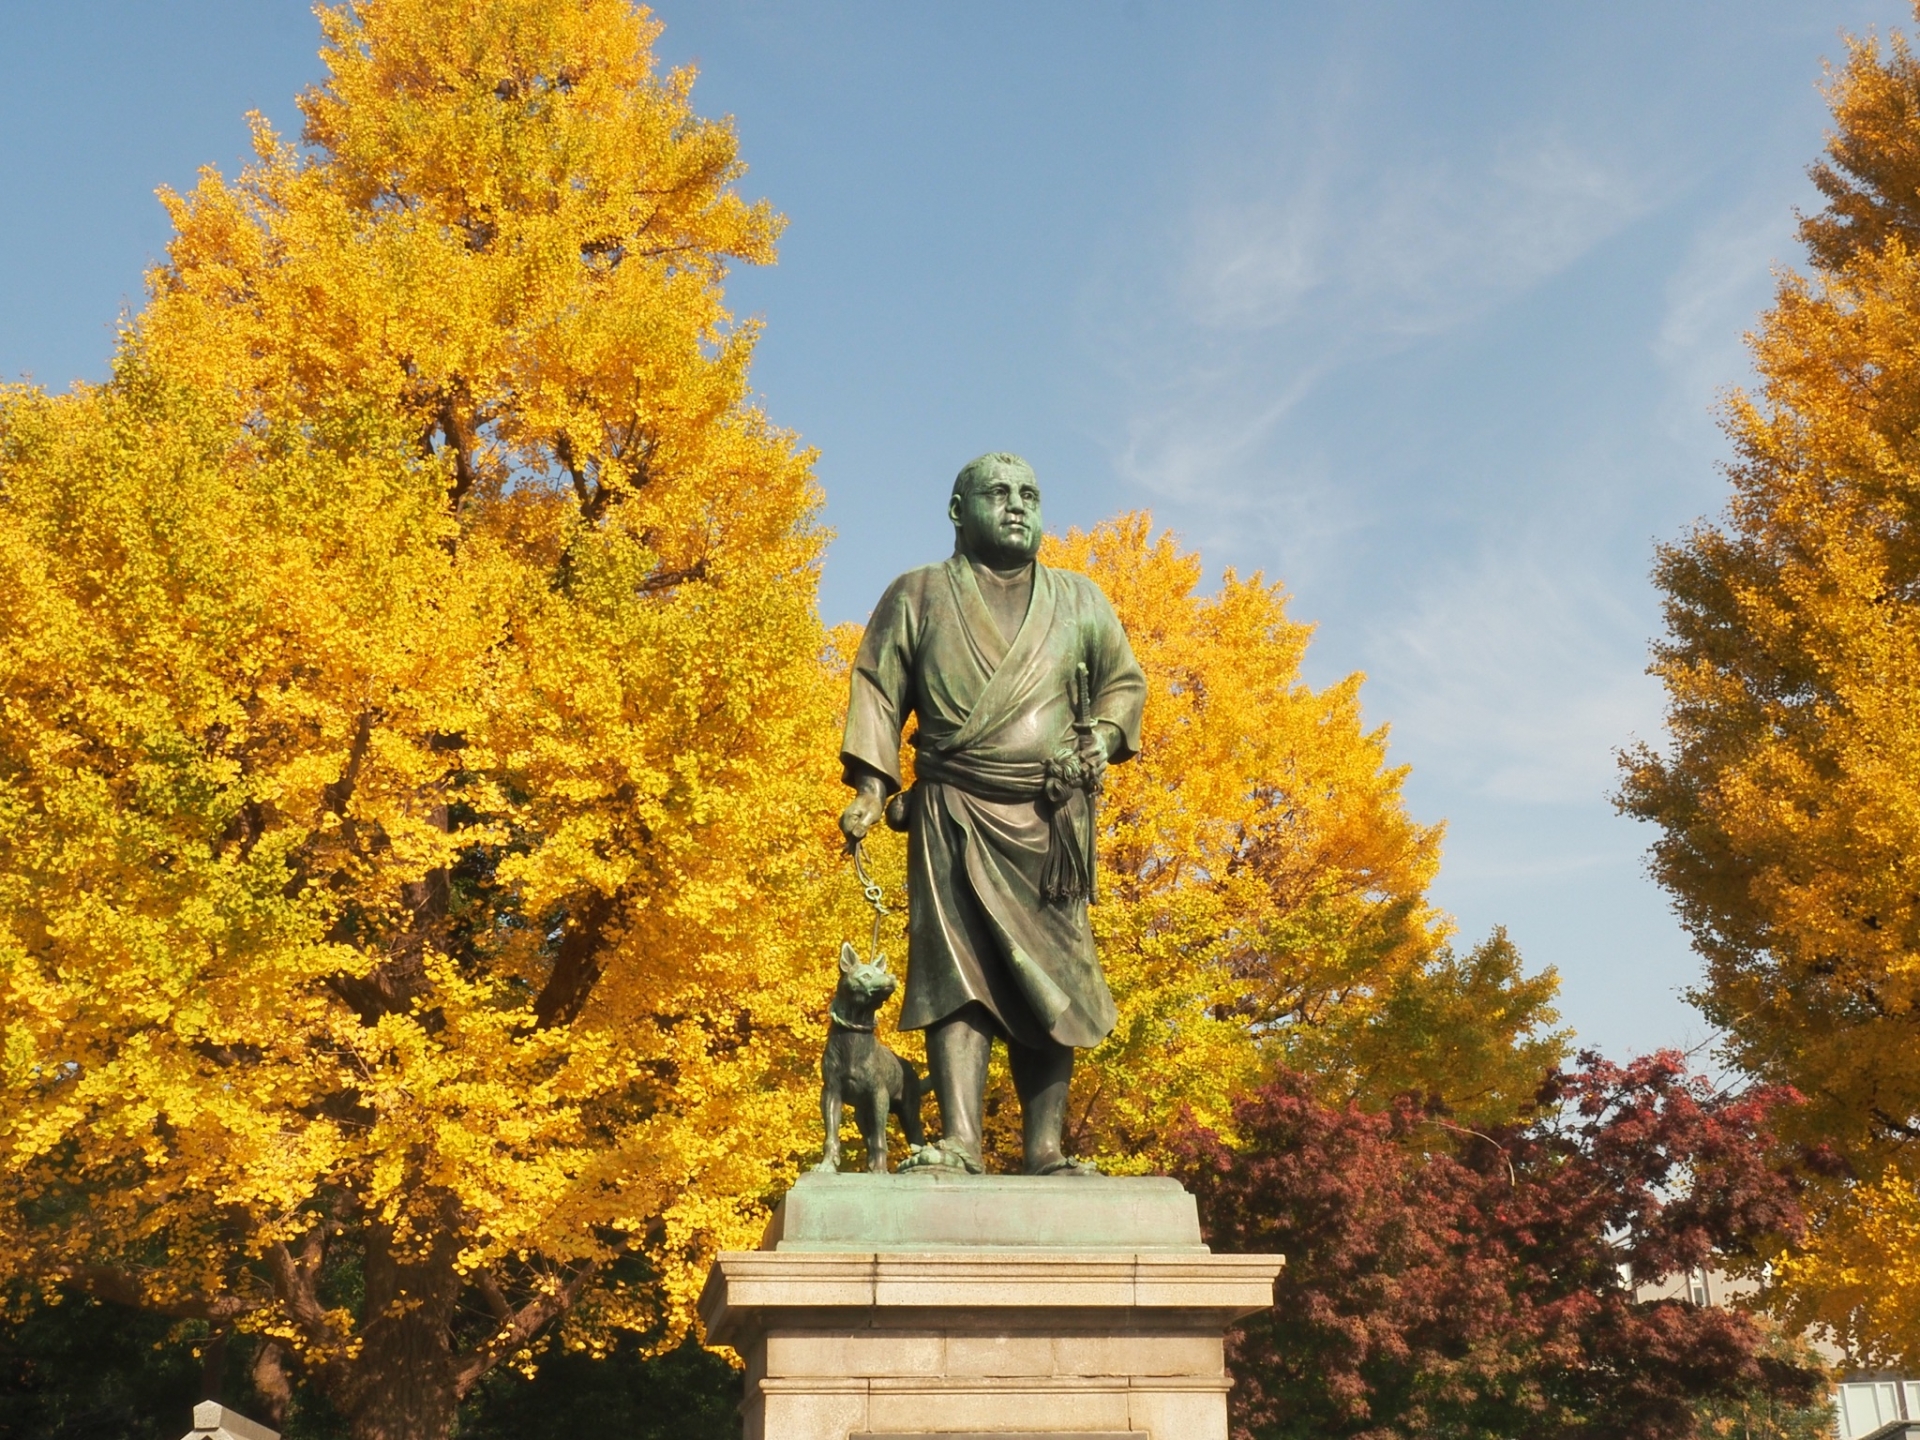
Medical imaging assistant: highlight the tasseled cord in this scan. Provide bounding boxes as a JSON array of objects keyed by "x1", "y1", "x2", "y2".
[{"x1": 1040, "y1": 767, "x2": 1094, "y2": 904}]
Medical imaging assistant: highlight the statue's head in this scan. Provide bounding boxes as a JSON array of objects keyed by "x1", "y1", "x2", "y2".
[{"x1": 949, "y1": 452, "x2": 1042, "y2": 567}]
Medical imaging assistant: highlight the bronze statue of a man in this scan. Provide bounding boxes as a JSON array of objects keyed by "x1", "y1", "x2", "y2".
[{"x1": 838, "y1": 452, "x2": 1146, "y2": 1174}]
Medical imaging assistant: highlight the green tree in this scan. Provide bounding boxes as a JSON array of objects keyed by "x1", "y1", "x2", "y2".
[
  {"x1": 0, "y1": 1298, "x2": 208, "y2": 1440},
  {"x1": 0, "y1": 1296, "x2": 739, "y2": 1440}
]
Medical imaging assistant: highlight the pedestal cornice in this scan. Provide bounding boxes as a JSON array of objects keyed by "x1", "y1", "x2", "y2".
[{"x1": 700, "y1": 1249, "x2": 1282, "y2": 1348}]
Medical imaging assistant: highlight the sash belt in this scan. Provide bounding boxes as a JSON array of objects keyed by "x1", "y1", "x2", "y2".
[{"x1": 912, "y1": 751, "x2": 1099, "y2": 905}]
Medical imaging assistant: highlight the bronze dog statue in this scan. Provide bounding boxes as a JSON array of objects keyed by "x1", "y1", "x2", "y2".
[{"x1": 815, "y1": 943, "x2": 926, "y2": 1173}]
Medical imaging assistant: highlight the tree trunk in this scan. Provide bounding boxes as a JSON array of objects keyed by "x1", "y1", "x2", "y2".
[
  {"x1": 251, "y1": 1340, "x2": 293, "y2": 1428},
  {"x1": 335, "y1": 1214, "x2": 465, "y2": 1440}
]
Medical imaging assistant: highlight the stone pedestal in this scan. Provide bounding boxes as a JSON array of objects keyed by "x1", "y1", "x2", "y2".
[{"x1": 698, "y1": 1173, "x2": 1283, "y2": 1440}]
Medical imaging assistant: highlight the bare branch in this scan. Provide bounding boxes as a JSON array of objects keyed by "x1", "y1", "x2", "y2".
[
  {"x1": 438, "y1": 384, "x2": 478, "y2": 509},
  {"x1": 554, "y1": 431, "x2": 598, "y2": 515},
  {"x1": 66, "y1": 1266, "x2": 256, "y2": 1322},
  {"x1": 637, "y1": 557, "x2": 708, "y2": 594},
  {"x1": 475, "y1": 1267, "x2": 514, "y2": 1326},
  {"x1": 531, "y1": 888, "x2": 621, "y2": 1028},
  {"x1": 265, "y1": 1236, "x2": 346, "y2": 1355},
  {"x1": 321, "y1": 710, "x2": 376, "y2": 826},
  {"x1": 1871, "y1": 1105, "x2": 1920, "y2": 1141},
  {"x1": 452, "y1": 1261, "x2": 599, "y2": 1398}
]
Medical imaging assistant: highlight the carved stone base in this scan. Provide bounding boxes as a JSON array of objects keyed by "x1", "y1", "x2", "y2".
[{"x1": 697, "y1": 1174, "x2": 1283, "y2": 1440}]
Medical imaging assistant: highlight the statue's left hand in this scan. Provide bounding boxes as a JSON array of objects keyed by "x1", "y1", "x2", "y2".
[{"x1": 1077, "y1": 724, "x2": 1111, "y2": 788}]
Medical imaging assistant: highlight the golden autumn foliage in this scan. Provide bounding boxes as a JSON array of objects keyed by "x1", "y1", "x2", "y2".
[
  {"x1": 969, "y1": 517, "x2": 1560, "y2": 1165},
  {"x1": 1619, "y1": 13, "x2": 1920, "y2": 1371},
  {"x1": 0, "y1": 4, "x2": 837, "y2": 1437}
]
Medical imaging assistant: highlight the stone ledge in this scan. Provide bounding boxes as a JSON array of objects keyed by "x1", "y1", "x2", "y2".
[
  {"x1": 759, "y1": 1375, "x2": 1232, "y2": 1395},
  {"x1": 860, "y1": 1374, "x2": 1234, "y2": 1394},
  {"x1": 701, "y1": 1250, "x2": 1284, "y2": 1346},
  {"x1": 760, "y1": 1324, "x2": 1224, "y2": 1381}
]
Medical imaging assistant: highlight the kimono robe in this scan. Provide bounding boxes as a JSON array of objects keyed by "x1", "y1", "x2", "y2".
[{"x1": 841, "y1": 556, "x2": 1147, "y2": 1049}]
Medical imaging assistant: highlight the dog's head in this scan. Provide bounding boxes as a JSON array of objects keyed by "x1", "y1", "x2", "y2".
[{"x1": 835, "y1": 941, "x2": 897, "y2": 1012}]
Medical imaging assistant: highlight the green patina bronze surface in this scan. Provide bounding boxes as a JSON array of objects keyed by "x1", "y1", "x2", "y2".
[
  {"x1": 842, "y1": 554, "x2": 1143, "y2": 1047},
  {"x1": 762, "y1": 1172, "x2": 1205, "y2": 1252},
  {"x1": 835, "y1": 453, "x2": 1146, "y2": 1177}
]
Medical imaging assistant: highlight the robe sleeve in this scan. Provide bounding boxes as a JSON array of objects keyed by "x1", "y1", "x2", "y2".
[
  {"x1": 841, "y1": 573, "x2": 918, "y2": 791},
  {"x1": 1082, "y1": 580, "x2": 1147, "y2": 764}
]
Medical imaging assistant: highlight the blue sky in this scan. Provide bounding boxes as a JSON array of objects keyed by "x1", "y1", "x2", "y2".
[{"x1": 2, "y1": 1, "x2": 1909, "y2": 1060}]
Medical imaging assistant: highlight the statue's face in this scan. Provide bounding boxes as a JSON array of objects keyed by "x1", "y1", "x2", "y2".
[{"x1": 949, "y1": 464, "x2": 1042, "y2": 566}]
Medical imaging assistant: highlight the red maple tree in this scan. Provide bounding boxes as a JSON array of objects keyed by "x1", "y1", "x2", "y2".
[{"x1": 1170, "y1": 1053, "x2": 1827, "y2": 1440}]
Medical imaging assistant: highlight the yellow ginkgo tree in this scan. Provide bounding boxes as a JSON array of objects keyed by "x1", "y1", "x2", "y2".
[
  {"x1": 1620, "y1": 13, "x2": 1920, "y2": 1372},
  {"x1": 0, "y1": 3, "x2": 838, "y2": 1437}
]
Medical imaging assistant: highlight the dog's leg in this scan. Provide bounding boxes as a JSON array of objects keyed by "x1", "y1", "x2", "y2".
[
  {"x1": 814, "y1": 1077, "x2": 843, "y2": 1174},
  {"x1": 863, "y1": 1085, "x2": 893, "y2": 1173}
]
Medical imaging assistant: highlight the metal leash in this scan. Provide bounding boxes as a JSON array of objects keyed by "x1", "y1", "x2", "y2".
[{"x1": 850, "y1": 837, "x2": 890, "y2": 961}]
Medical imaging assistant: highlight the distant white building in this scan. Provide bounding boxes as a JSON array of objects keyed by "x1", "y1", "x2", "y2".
[
  {"x1": 1833, "y1": 1379, "x2": 1920, "y2": 1440},
  {"x1": 1636, "y1": 1264, "x2": 1757, "y2": 1310}
]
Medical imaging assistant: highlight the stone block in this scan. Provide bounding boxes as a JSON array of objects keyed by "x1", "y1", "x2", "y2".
[
  {"x1": 1128, "y1": 1378, "x2": 1233, "y2": 1438},
  {"x1": 869, "y1": 1254, "x2": 1138, "y2": 1311},
  {"x1": 943, "y1": 1331, "x2": 1056, "y2": 1377},
  {"x1": 763, "y1": 1171, "x2": 1204, "y2": 1252},
  {"x1": 865, "y1": 1377, "x2": 1133, "y2": 1434},
  {"x1": 183, "y1": 1405, "x2": 279, "y2": 1440},
  {"x1": 1051, "y1": 1329, "x2": 1222, "y2": 1378},
  {"x1": 753, "y1": 1376, "x2": 869, "y2": 1440},
  {"x1": 765, "y1": 1327, "x2": 946, "y2": 1378},
  {"x1": 1134, "y1": 1251, "x2": 1284, "y2": 1312}
]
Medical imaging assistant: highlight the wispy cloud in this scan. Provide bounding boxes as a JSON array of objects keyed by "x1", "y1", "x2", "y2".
[
  {"x1": 1096, "y1": 122, "x2": 1655, "y2": 538},
  {"x1": 1367, "y1": 541, "x2": 1661, "y2": 808},
  {"x1": 1653, "y1": 194, "x2": 1795, "y2": 439},
  {"x1": 1052, "y1": 2, "x2": 1891, "y2": 1060},
  {"x1": 1185, "y1": 131, "x2": 1647, "y2": 343}
]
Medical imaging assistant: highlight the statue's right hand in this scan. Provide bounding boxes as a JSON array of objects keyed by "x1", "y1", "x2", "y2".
[{"x1": 839, "y1": 790, "x2": 885, "y2": 845}]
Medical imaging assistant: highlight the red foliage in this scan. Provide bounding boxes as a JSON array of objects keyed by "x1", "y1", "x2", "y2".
[{"x1": 1168, "y1": 1052, "x2": 1825, "y2": 1440}]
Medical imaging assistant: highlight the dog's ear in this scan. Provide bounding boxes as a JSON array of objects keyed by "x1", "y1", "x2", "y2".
[
  {"x1": 873, "y1": 952, "x2": 890, "y2": 974},
  {"x1": 839, "y1": 941, "x2": 859, "y2": 973}
]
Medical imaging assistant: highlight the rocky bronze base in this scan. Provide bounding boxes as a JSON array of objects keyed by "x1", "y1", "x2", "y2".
[{"x1": 697, "y1": 1173, "x2": 1283, "y2": 1440}]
